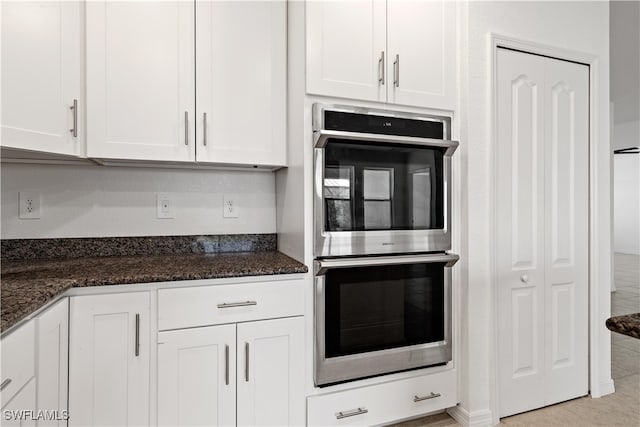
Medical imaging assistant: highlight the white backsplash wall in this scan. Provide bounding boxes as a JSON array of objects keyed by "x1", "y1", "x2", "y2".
[{"x1": 1, "y1": 163, "x2": 276, "y2": 239}]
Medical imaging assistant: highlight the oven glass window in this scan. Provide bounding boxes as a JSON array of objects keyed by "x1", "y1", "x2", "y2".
[
  {"x1": 324, "y1": 262, "x2": 445, "y2": 358},
  {"x1": 324, "y1": 140, "x2": 445, "y2": 231}
]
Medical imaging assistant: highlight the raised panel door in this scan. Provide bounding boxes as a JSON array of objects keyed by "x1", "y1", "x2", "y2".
[
  {"x1": 306, "y1": 0, "x2": 386, "y2": 102},
  {"x1": 86, "y1": 1, "x2": 194, "y2": 161},
  {"x1": 387, "y1": 0, "x2": 456, "y2": 110},
  {"x1": 157, "y1": 324, "x2": 236, "y2": 426},
  {"x1": 196, "y1": 0, "x2": 286, "y2": 166},
  {"x1": 543, "y1": 57, "x2": 589, "y2": 404},
  {"x1": 237, "y1": 317, "x2": 304, "y2": 426},
  {"x1": 496, "y1": 48, "x2": 546, "y2": 417},
  {"x1": 1, "y1": 0, "x2": 82, "y2": 156},
  {"x1": 68, "y1": 292, "x2": 150, "y2": 427},
  {"x1": 36, "y1": 298, "x2": 69, "y2": 427}
]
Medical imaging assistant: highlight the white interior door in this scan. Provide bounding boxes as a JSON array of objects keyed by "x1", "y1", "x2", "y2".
[
  {"x1": 497, "y1": 49, "x2": 546, "y2": 417},
  {"x1": 306, "y1": 0, "x2": 386, "y2": 102},
  {"x1": 386, "y1": 0, "x2": 456, "y2": 109},
  {"x1": 85, "y1": 1, "x2": 194, "y2": 161},
  {"x1": 497, "y1": 48, "x2": 589, "y2": 418},
  {"x1": 195, "y1": 0, "x2": 286, "y2": 166},
  {"x1": 157, "y1": 324, "x2": 236, "y2": 427},
  {"x1": 1, "y1": 0, "x2": 82, "y2": 156},
  {"x1": 543, "y1": 57, "x2": 589, "y2": 405}
]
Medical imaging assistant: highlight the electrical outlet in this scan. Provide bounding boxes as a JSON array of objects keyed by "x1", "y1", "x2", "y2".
[
  {"x1": 19, "y1": 192, "x2": 41, "y2": 219},
  {"x1": 156, "y1": 193, "x2": 174, "y2": 219},
  {"x1": 223, "y1": 194, "x2": 239, "y2": 218}
]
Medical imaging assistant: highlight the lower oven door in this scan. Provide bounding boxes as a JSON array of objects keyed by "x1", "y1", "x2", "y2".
[{"x1": 314, "y1": 253, "x2": 458, "y2": 386}]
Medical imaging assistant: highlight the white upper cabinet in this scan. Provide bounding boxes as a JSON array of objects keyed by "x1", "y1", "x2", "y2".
[
  {"x1": 86, "y1": 1, "x2": 195, "y2": 162},
  {"x1": 306, "y1": 0, "x2": 386, "y2": 102},
  {"x1": 85, "y1": 0, "x2": 286, "y2": 166},
  {"x1": 306, "y1": 0, "x2": 457, "y2": 111},
  {"x1": 386, "y1": 0, "x2": 456, "y2": 109},
  {"x1": 196, "y1": 1, "x2": 287, "y2": 167},
  {"x1": 1, "y1": 0, "x2": 83, "y2": 156}
]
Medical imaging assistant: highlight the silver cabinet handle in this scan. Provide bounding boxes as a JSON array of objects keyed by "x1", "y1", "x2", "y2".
[
  {"x1": 245, "y1": 342, "x2": 250, "y2": 382},
  {"x1": 69, "y1": 99, "x2": 78, "y2": 137},
  {"x1": 0, "y1": 379, "x2": 12, "y2": 391},
  {"x1": 225, "y1": 345, "x2": 229, "y2": 385},
  {"x1": 414, "y1": 392, "x2": 441, "y2": 402},
  {"x1": 335, "y1": 407, "x2": 368, "y2": 420},
  {"x1": 184, "y1": 111, "x2": 189, "y2": 145},
  {"x1": 203, "y1": 112, "x2": 208, "y2": 146},
  {"x1": 378, "y1": 51, "x2": 385, "y2": 85},
  {"x1": 217, "y1": 301, "x2": 257, "y2": 309},
  {"x1": 393, "y1": 54, "x2": 400, "y2": 87},
  {"x1": 135, "y1": 313, "x2": 140, "y2": 357},
  {"x1": 520, "y1": 275, "x2": 529, "y2": 283}
]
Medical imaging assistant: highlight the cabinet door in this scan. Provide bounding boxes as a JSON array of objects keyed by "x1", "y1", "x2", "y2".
[
  {"x1": 387, "y1": 0, "x2": 456, "y2": 110},
  {"x1": 196, "y1": 0, "x2": 286, "y2": 166},
  {"x1": 69, "y1": 292, "x2": 150, "y2": 427},
  {"x1": 1, "y1": 378, "x2": 37, "y2": 427},
  {"x1": 158, "y1": 324, "x2": 236, "y2": 427},
  {"x1": 1, "y1": 1, "x2": 82, "y2": 156},
  {"x1": 36, "y1": 298, "x2": 69, "y2": 427},
  {"x1": 306, "y1": 0, "x2": 386, "y2": 102},
  {"x1": 237, "y1": 317, "x2": 304, "y2": 426},
  {"x1": 86, "y1": 1, "x2": 195, "y2": 162}
]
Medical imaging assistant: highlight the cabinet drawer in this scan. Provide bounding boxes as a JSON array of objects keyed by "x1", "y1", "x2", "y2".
[
  {"x1": 307, "y1": 370, "x2": 457, "y2": 426},
  {"x1": 158, "y1": 279, "x2": 304, "y2": 330},
  {"x1": 1, "y1": 320, "x2": 35, "y2": 407}
]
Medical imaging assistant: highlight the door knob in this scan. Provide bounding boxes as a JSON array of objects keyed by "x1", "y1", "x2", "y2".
[{"x1": 520, "y1": 275, "x2": 529, "y2": 283}]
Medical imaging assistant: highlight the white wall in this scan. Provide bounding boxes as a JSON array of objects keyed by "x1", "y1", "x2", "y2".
[
  {"x1": 457, "y1": 1, "x2": 611, "y2": 424},
  {"x1": 613, "y1": 120, "x2": 640, "y2": 255},
  {"x1": 1, "y1": 163, "x2": 276, "y2": 239}
]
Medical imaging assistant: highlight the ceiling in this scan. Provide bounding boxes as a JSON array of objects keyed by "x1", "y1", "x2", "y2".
[{"x1": 610, "y1": 1, "x2": 640, "y2": 124}]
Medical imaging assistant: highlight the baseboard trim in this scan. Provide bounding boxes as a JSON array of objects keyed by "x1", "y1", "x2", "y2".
[
  {"x1": 591, "y1": 378, "x2": 616, "y2": 398},
  {"x1": 447, "y1": 406, "x2": 494, "y2": 426}
]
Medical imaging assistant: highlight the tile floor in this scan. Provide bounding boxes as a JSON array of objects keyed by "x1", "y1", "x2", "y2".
[{"x1": 394, "y1": 253, "x2": 640, "y2": 427}]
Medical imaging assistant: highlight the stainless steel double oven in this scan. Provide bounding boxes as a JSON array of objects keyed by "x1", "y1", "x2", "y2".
[{"x1": 313, "y1": 104, "x2": 459, "y2": 386}]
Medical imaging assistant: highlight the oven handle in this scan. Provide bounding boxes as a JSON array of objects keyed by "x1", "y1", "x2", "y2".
[
  {"x1": 313, "y1": 129, "x2": 458, "y2": 154},
  {"x1": 315, "y1": 253, "x2": 459, "y2": 276}
]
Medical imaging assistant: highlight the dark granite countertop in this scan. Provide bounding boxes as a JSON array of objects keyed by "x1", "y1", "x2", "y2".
[
  {"x1": 606, "y1": 313, "x2": 640, "y2": 339},
  {"x1": 1, "y1": 251, "x2": 307, "y2": 333}
]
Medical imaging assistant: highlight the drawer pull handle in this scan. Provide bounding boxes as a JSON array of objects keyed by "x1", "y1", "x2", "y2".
[
  {"x1": 335, "y1": 407, "x2": 368, "y2": 419},
  {"x1": 414, "y1": 392, "x2": 441, "y2": 402},
  {"x1": 0, "y1": 379, "x2": 11, "y2": 391},
  {"x1": 217, "y1": 301, "x2": 257, "y2": 309}
]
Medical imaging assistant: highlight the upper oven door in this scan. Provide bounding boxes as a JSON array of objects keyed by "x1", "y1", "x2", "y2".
[{"x1": 314, "y1": 130, "x2": 458, "y2": 257}]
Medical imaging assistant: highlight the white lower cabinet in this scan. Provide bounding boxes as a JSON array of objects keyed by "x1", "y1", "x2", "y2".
[
  {"x1": 237, "y1": 318, "x2": 305, "y2": 426},
  {"x1": 158, "y1": 324, "x2": 237, "y2": 426},
  {"x1": 35, "y1": 298, "x2": 69, "y2": 427},
  {"x1": 2, "y1": 378, "x2": 37, "y2": 427},
  {"x1": 68, "y1": 292, "x2": 150, "y2": 427},
  {"x1": 307, "y1": 369, "x2": 456, "y2": 426},
  {"x1": 157, "y1": 317, "x2": 304, "y2": 427}
]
